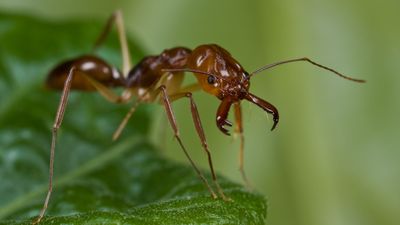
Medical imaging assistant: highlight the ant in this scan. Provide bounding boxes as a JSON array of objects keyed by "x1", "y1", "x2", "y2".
[{"x1": 33, "y1": 10, "x2": 365, "y2": 224}]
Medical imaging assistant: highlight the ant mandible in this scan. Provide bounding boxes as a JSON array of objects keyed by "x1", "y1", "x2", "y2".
[{"x1": 33, "y1": 10, "x2": 365, "y2": 224}]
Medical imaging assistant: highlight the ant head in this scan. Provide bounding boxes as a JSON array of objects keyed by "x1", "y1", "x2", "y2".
[
  {"x1": 187, "y1": 44, "x2": 251, "y2": 101},
  {"x1": 165, "y1": 44, "x2": 280, "y2": 135},
  {"x1": 186, "y1": 44, "x2": 279, "y2": 135}
]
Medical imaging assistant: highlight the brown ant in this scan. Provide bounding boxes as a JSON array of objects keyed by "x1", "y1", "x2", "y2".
[{"x1": 33, "y1": 10, "x2": 365, "y2": 224}]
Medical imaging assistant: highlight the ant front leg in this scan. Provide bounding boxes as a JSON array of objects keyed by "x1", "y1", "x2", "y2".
[
  {"x1": 170, "y1": 92, "x2": 230, "y2": 201},
  {"x1": 154, "y1": 86, "x2": 219, "y2": 199},
  {"x1": 233, "y1": 102, "x2": 252, "y2": 189},
  {"x1": 92, "y1": 10, "x2": 132, "y2": 76}
]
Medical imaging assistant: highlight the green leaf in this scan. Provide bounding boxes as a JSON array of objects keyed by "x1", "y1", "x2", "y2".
[{"x1": 0, "y1": 12, "x2": 267, "y2": 225}]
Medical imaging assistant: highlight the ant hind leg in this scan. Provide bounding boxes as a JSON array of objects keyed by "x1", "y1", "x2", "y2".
[
  {"x1": 33, "y1": 67, "x2": 76, "y2": 225},
  {"x1": 34, "y1": 67, "x2": 133, "y2": 224},
  {"x1": 92, "y1": 9, "x2": 132, "y2": 76}
]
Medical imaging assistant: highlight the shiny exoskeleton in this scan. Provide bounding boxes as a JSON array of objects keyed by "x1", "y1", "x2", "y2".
[
  {"x1": 34, "y1": 10, "x2": 365, "y2": 225},
  {"x1": 47, "y1": 44, "x2": 279, "y2": 134}
]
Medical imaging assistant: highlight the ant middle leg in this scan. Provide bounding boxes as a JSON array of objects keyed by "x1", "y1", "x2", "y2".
[
  {"x1": 112, "y1": 72, "x2": 189, "y2": 140},
  {"x1": 78, "y1": 71, "x2": 132, "y2": 103}
]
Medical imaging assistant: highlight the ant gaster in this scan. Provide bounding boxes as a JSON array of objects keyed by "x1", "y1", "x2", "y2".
[{"x1": 33, "y1": 10, "x2": 365, "y2": 224}]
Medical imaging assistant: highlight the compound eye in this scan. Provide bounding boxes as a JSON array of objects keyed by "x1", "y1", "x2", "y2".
[
  {"x1": 207, "y1": 75, "x2": 216, "y2": 84},
  {"x1": 243, "y1": 71, "x2": 249, "y2": 79}
]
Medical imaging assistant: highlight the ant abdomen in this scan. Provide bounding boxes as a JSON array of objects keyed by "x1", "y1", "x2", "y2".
[{"x1": 46, "y1": 55, "x2": 123, "y2": 91}]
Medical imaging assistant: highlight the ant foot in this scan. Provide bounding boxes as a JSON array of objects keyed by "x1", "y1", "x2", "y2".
[
  {"x1": 221, "y1": 194, "x2": 233, "y2": 202},
  {"x1": 31, "y1": 216, "x2": 42, "y2": 225},
  {"x1": 210, "y1": 191, "x2": 218, "y2": 199}
]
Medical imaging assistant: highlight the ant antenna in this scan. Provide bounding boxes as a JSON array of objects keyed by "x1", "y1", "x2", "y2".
[
  {"x1": 162, "y1": 68, "x2": 227, "y2": 81},
  {"x1": 249, "y1": 57, "x2": 365, "y2": 83}
]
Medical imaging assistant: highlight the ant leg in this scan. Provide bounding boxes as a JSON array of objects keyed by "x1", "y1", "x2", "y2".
[
  {"x1": 112, "y1": 77, "x2": 199, "y2": 140},
  {"x1": 170, "y1": 92, "x2": 230, "y2": 201},
  {"x1": 79, "y1": 71, "x2": 132, "y2": 103},
  {"x1": 156, "y1": 86, "x2": 218, "y2": 199},
  {"x1": 33, "y1": 67, "x2": 76, "y2": 225},
  {"x1": 34, "y1": 67, "x2": 134, "y2": 224},
  {"x1": 112, "y1": 101, "x2": 139, "y2": 141},
  {"x1": 234, "y1": 102, "x2": 252, "y2": 189},
  {"x1": 112, "y1": 90, "x2": 150, "y2": 141},
  {"x1": 92, "y1": 10, "x2": 132, "y2": 76},
  {"x1": 112, "y1": 81, "x2": 162, "y2": 141}
]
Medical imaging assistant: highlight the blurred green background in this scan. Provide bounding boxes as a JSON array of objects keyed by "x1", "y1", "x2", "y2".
[{"x1": 0, "y1": 1, "x2": 398, "y2": 225}]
